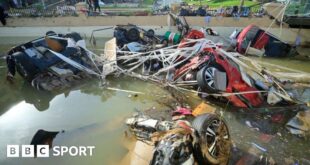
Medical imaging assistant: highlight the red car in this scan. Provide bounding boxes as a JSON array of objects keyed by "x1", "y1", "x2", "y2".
[
  {"x1": 235, "y1": 24, "x2": 294, "y2": 57},
  {"x1": 174, "y1": 30, "x2": 264, "y2": 108}
]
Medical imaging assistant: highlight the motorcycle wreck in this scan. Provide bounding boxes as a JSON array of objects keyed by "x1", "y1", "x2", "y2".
[{"x1": 124, "y1": 113, "x2": 231, "y2": 165}]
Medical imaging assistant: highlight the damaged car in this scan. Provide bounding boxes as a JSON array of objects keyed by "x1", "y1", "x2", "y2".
[
  {"x1": 115, "y1": 28, "x2": 302, "y2": 108},
  {"x1": 173, "y1": 29, "x2": 264, "y2": 108},
  {"x1": 6, "y1": 31, "x2": 103, "y2": 91},
  {"x1": 233, "y1": 24, "x2": 296, "y2": 57},
  {"x1": 90, "y1": 24, "x2": 168, "y2": 52}
]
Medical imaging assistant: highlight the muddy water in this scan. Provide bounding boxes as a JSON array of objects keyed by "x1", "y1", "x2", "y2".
[{"x1": 0, "y1": 37, "x2": 309, "y2": 165}]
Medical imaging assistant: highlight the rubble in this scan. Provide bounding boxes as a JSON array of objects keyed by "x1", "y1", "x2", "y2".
[
  {"x1": 3, "y1": 16, "x2": 310, "y2": 165},
  {"x1": 111, "y1": 32, "x2": 304, "y2": 109},
  {"x1": 286, "y1": 110, "x2": 310, "y2": 137},
  {"x1": 90, "y1": 24, "x2": 169, "y2": 51},
  {"x1": 124, "y1": 112, "x2": 231, "y2": 165}
]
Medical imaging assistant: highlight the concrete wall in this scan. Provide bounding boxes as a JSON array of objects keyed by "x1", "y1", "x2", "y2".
[
  {"x1": 4, "y1": 16, "x2": 169, "y2": 26},
  {"x1": 0, "y1": 16, "x2": 309, "y2": 46}
]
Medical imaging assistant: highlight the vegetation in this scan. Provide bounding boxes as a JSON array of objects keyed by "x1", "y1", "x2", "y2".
[
  {"x1": 144, "y1": 0, "x2": 154, "y2": 5},
  {"x1": 183, "y1": 0, "x2": 258, "y2": 8}
]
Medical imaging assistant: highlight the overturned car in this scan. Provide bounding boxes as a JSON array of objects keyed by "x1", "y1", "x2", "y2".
[
  {"x1": 233, "y1": 24, "x2": 296, "y2": 57},
  {"x1": 6, "y1": 31, "x2": 103, "y2": 91}
]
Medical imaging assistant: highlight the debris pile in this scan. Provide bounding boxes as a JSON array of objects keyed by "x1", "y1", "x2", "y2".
[
  {"x1": 3, "y1": 17, "x2": 310, "y2": 165},
  {"x1": 125, "y1": 111, "x2": 231, "y2": 165}
]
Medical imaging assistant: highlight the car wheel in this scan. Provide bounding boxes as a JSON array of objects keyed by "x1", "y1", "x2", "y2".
[
  {"x1": 146, "y1": 29, "x2": 155, "y2": 37},
  {"x1": 192, "y1": 114, "x2": 231, "y2": 165},
  {"x1": 126, "y1": 28, "x2": 140, "y2": 42},
  {"x1": 196, "y1": 64, "x2": 226, "y2": 93}
]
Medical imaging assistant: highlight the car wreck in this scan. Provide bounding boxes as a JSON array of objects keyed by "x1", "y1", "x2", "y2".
[
  {"x1": 110, "y1": 28, "x2": 306, "y2": 109},
  {"x1": 90, "y1": 24, "x2": 170, "y2": 52},
  {"x1": 5, "y1": 25, "x2": 308, "y2": 110},
  {"x1": 5, "y1": 31, "x2": 103, "y2": 91},
  {"x1": 233, "y1": 24, "x2": 296, "y2": 57}
]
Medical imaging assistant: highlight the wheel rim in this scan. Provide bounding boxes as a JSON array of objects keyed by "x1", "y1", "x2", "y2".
[
  {"x1": 204, "y1": 67, "x2": 217, "y2": 89},
  {"x1": 204, "y1": 119, "x2": 230, "y2": 158}
]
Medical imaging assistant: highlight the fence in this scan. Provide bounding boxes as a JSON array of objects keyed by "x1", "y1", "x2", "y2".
[
  {"x1": 8, "y1": 6, "x2": 77, "y2": 17},
  {"x1": 6, "y1": 1, "x2": 264, "y2": 18}
]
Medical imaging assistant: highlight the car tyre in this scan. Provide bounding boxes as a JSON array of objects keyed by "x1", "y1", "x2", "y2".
[
  {"x1": 196, "y1": 64, "x2": 226, "y2": 93},
  {"x1": 192, "y1": 114, "x2": 231, "y2": 165},
  {"x1": 126, "y1": 28, "x2": 140, "y2": 42}
]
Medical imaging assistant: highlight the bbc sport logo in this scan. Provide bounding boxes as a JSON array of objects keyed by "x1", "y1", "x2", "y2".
[{"x1": 7, "y1": 145, "x2": 95, "y2": 158}]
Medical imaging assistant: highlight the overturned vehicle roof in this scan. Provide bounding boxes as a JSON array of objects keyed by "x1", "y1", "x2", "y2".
[
  {"x1": 6, "y1": 32, "x2": 103, "y2": 91},
  {"x1": 235, "y1": 24, "x2": 296, "y2": 57}
]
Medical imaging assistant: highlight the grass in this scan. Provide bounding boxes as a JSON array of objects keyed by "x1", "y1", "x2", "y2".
[
  {"x1": 100, "y1": 0, "x2": 153, "y2": 8},
  {"x1": 184, "y1": 0, "x2": 259, "y2": 8},
  {"x1": 144, "y1": 0, "x2": 154, "y2": 5}
]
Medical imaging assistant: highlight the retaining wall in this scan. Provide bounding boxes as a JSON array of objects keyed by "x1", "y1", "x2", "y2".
[{"x1": 0, "y1": 16, "x2": 309, "y2": 46}]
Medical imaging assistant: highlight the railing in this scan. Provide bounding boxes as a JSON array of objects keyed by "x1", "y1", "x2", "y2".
[
  {"x1": 8, "y1": 6, "x2": 77, "y2": 17},
  {"x1": 6, "y1": 2, "x2": 264, "y2": 17}
]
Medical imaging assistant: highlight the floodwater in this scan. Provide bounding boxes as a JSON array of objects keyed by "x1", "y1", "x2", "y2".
[{"x1": 0, "y1": 37, "x2": 309, "y2": 165}]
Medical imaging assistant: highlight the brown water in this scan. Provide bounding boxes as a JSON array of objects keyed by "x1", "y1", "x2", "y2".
[{"x1": 0, "y1": 37, "x2": 309, "y2": 165}]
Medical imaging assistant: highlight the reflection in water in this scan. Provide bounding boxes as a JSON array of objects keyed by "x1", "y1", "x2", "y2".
[
  {"x1": 29, "y1": 120, "x2": 126, "y2": 160},
  {"x1": 20, "y1": 83, "x2": 54, "y2": 111},
  {"x1": 79, "y1": 80, "x2": 116, "y2": 103},
  {"x1": 0, "y1": 75, "x2": 173, "y2": 165}
]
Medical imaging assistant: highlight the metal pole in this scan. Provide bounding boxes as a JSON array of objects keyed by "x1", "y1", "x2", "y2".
[
  {"x1": 41, "y1": 0, "x2": 46, "y2": 9},
  {"x1": 239, "y1": 0, "x2": 244, "y2": 13}
]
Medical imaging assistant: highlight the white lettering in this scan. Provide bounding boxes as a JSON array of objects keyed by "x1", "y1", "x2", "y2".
[
  {"x1": 53, "y1": 146, "x2": 60, "y2": 156},
  {"x1": 87, "y1": 146, "x2": 95, "y2": 156},
  {"x1": 61, "y1": 146, "x2": 68, "y2": 156},
  {"x1": 79, "y1": 146, "x2": 87, "y2": 156},
  {"x1": 69, "y1": 146, "x2": 78, "y2": 156}
]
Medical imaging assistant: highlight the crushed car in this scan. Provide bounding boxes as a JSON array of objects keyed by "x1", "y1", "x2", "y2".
[
  {"x1": 113, "y1": 28, "x2": 303, "y2": 108},
  {"x1": 5, "y1": 31, "x2": 103, "y2": 91},
  {"x1": 90, "y1": 24, "x2": 169, "y2": 52},
  {"x1": 233, "y1": 24, "x2": 297, "y2": 57},
  {"x1": 113, "y1": 24, "x2": 167, "y2": 49}
]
